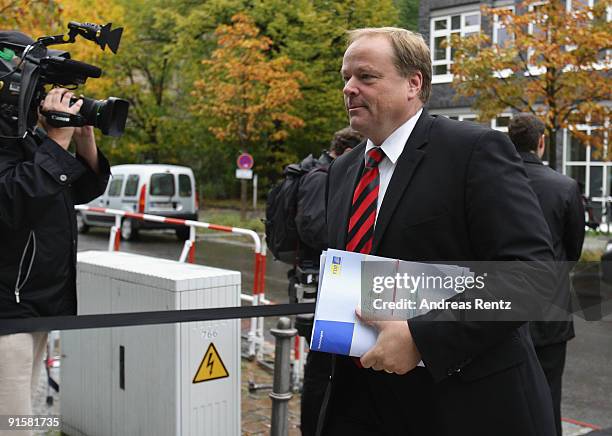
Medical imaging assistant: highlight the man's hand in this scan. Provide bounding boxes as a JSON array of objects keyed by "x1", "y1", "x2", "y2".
[
  {"x1": 357, "y1": 307, "x2": 422, "y2": 375},
  {"x1": 73, "y1": 125, "x2": 100, "y2": 174},
  {"x1": 39, "y1": 88, "x2": 83, "y2": 150}
]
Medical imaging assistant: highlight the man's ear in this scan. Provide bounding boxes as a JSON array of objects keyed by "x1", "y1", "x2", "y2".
[
  {"x1": 537, "y1": 134, "x2": 546, "y2": 157},
  {"x1": 407, "y1": 72, "x2": 423, "y2": 99}
]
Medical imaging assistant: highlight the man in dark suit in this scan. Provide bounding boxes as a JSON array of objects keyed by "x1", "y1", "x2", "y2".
[
  {"x1": 319, "y1": 27, "x2": 557, "y2": 436},
  {"x1": 509, "y1": 113, "x2": 585, "y2": 436}
]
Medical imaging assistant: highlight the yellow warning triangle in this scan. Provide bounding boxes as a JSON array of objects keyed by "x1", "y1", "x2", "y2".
[{"x1": 193, "y1": 342, "x2": 229, "y2": 383}]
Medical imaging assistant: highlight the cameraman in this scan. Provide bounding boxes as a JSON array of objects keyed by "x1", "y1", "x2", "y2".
[{"x1": 0, "y1": 31, "x2": 111, "y2": 425}]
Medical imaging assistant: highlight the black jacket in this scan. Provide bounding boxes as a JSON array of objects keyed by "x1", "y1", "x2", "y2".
[
  {"x1": 296, "y1": 161, "x2": 330, "y2": 257},
  {"x1": 0, "y1": 132, "x2": 110, "y2": 319},
  {"x1": 520, "y1": 152, "x2": 585, "y2": 346},
  {"x1": 294, "y1": 151, "x2": 333, "y2": 265}
]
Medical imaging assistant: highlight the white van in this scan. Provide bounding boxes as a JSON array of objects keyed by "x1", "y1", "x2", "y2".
[{"x1": 77, "y1": 164, "x2": 198, "y2": 240}]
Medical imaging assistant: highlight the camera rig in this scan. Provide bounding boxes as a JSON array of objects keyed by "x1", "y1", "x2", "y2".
[{"x1": 0, "y1": 22, "x2": 128, "y2": 138}]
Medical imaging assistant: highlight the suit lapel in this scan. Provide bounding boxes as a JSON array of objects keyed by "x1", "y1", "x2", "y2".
[
  {"x1": 337, "y1": 142, "x2": 366, "y2": 249},
  {"x1": 372, "y1": 111, "x2": 434, "y2": 253}
]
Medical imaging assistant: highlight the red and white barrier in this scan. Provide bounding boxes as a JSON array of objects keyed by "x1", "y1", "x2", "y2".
[{"x1": 75, "y1": 205, "x2": 268, "y2": 360}]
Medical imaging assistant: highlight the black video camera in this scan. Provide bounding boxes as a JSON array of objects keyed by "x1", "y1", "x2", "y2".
[
  {"x1": 0, "y1": 22, "x2": 128, "y2": 138},
  {"x1": 289, "y1": 263, "x2": 319, "y2": 341}
]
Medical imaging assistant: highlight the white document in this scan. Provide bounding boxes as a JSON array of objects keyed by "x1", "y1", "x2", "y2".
[{"x1": 310, "y1": 249, "x2": 471, "y2": 358}]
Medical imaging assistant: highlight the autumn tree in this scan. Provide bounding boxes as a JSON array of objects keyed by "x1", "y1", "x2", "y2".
[
  {"x1": 191, "y1": 12, "x2": 305, "y2": 186},
  {"x1": 176, "y1": 0, "x2": 400, "y2": 193},
  {"x1": 0, "y1": 0, "x2": 126, "y2": 153},
  {"x1": 247, "y1": 0, "x2": 399, "y2": 163},
  {"x1": 450, "y1": 0, "x2": 611, "y2": 169},
  {"x1": 0, "y1": 0, "x2": 124, "y2": 89},
  {"x1": 0, "y1": 0, "x2": 61, "y2": 35}
]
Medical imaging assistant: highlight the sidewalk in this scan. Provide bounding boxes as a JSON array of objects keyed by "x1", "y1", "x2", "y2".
[
  {"x1": 241, "y1": 357, "x2": 301, "y2": 435},
  {"x1": 31, "y1": 320, "x2": 605, "y2": 435},
  {"x1": 34, "y1": 357, "x2": 607, "y2": 436}
]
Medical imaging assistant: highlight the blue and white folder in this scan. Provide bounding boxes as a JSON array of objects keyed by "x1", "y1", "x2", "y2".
[
  {"x1": 310, "y1": 249, "x2": 379, "y2": 356},
  {"x1": 310, "y1": 249, "x2": 471, "y2": 357}
]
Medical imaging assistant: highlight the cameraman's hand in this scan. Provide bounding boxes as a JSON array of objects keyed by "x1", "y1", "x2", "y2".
[
  {"x1": 73, "y1": 125, "x2": 100, "y2": 175},
  {"x1": 39, "y1": 88, "x2": 83, "y2": 150}
]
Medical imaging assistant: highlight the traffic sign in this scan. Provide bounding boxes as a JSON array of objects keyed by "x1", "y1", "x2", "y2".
[
  {"x1": 237, "y1": 153, "x2": 254, "y2": 170},
  {"x1": 235, "y1": 169, "x2": 253, "y2": 180}
]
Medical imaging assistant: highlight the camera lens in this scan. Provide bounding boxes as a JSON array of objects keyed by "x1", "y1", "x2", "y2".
[{"x1": 71, "y1": 95, "x2": 129, "y2": 137}]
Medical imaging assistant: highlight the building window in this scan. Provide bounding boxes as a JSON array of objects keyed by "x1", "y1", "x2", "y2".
[
  {"x1": 493, "y1": 7, "x2": 515, "y2": 47},
  {"x1": 459, "y1": 114, "x2": 477, "y2": 122},
  {"x1": 492, "y1": 114, "x2": 512, "y2": 132},
  {"x1": 430, "y1": 11, "x2": 481, "y2": 83},
  {"x1": 435, "y1": 112, "x2": 513, "y2": 129},
  {"x1": 563, "y1": 126, "x2": 610, "y2": 222},
  {"x1": 567, "y1": 0, "x2": 608, "y2": 10},
  {"x1": 567, "y1": 0, "x2": 612, "y2": 63}
]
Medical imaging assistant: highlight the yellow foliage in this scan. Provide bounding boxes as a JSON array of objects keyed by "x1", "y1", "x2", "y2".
[
  {"x1": 0, "y1": 0, "x2": 125, "y2": 97},
  {"x1": 192, "y1": 13, "x2": 304, "y2": 150},
  {"x1": 450, "y1": 0, "x2": 611, "y2": 160}
]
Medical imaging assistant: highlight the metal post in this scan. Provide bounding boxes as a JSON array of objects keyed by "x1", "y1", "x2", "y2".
[
  {"x1": 270, "y1": 317, "x2": 297, "y2": 436},
  {"x1": 253, "y1": 174, "x2": 258, "y2": 210},
  {"x1": 241, "y1": 179, "x2": 247, "y2": 221}
]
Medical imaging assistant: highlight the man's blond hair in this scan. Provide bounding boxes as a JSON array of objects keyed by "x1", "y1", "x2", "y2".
[{"x1": 347, "y1": 27, "x2": 432, "y2": 103}]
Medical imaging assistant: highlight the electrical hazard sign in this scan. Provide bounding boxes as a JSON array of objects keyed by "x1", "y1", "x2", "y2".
[{"x1": 193, "y1": 343, "x2": 229, "y2": 383}]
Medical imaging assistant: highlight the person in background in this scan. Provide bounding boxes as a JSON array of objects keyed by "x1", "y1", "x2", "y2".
[
  {"x1": 508, "y1": 113, "x2": 585, "y2": 436},
  {"x1": 294, "y1": 126, "x2": 362, "y2": 436}
]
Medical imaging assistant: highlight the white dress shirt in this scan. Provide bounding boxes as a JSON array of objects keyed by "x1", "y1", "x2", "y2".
[
  {"x1": 364, "y1": 108, "x2": 423, "y2": 224},
  {"x1": 363, "y1": 108, "x2": 425, "y2": 367}
]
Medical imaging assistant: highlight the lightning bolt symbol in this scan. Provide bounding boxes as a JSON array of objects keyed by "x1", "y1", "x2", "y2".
[{"x1": 206, "y1": 353, "x2": 215, "y2": 375}]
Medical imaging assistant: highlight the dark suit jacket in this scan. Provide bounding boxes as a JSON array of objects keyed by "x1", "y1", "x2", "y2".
[
  {"x1": 323, "y1": 111, "x2": 556, "y2": 436},
  {"x1": 520, "y1": 152, "x2": 585, "y2": 346}
]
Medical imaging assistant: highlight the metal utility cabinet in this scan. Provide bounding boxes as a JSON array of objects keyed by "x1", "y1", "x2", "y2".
[{"x1": 61, "y1": 251, "x2": 241, "y2": 436}]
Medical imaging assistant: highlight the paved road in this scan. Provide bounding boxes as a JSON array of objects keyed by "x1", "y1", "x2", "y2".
[
  {"x1": 76, "y1": 230, "x2": 612, "y2": 431},
  {"x1": 78, "y1": 229, "x2": 289, "y2": 302},
  {"x1": 564, "y1": 316, "x2": 612, "y2": 429}
]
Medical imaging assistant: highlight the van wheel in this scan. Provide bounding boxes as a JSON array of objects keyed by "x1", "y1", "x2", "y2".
[
  {"x1": 175, "y1": 227, "x2": 190, "y2": 241},
  {"x1": 121, "y1": 218, "x2": 139, "y2": 241},
  {"x1": 76, "y1": 212, "x2": 89, "y2": 234}
]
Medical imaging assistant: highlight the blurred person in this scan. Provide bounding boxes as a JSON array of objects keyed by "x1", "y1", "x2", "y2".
[
  {"x1": 295, "y1": 127, "x2": 362, "y2": 436},
  {"x1": 0, "y1": 31, "x2": 110, "y2": 434},
  {"x1": 509, "y1": 113, "x2": 585, "y2": 436}
]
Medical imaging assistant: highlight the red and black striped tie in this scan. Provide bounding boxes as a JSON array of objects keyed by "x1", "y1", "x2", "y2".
[{"x1": 346, "y1": 147, "x2": 386, "y2": 254}]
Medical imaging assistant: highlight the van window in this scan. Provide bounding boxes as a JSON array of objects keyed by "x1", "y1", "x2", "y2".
[
  {"x1": 178, "y1": 174, "x2": 192, "y2": 197},
  {"x1": 124, "y1": 175, "x2": 140, "y2": 197},
  {"x1": 150, "y1": 173, "x2": 175, "y2": 196},
  {"x1": 108, "y1": 175, "x2": 124, "y2": 197}
]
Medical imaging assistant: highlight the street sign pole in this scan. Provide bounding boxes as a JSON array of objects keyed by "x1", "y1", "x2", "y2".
[
  {"x1": 236, "y1": 153, "x2": 255, "y2": 222},
  {"x1": 253, "y1": 174, "x2": 258, "y2": 210},
  {"x1": 241, "y1": 179, "x2": 247, "y2": 221}
]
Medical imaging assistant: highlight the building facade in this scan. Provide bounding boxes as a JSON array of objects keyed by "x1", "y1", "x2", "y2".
[{"x1": 419, "y1": 0, "x2": 610, "y2": 222}]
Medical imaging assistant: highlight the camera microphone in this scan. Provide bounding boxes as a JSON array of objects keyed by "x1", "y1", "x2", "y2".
[
  {"x1": 61, "y1": 59, "x2": 102, "y2": 78},
  {"x1": 40, "y1": 57, "x2": 101, "y2": 85}
]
